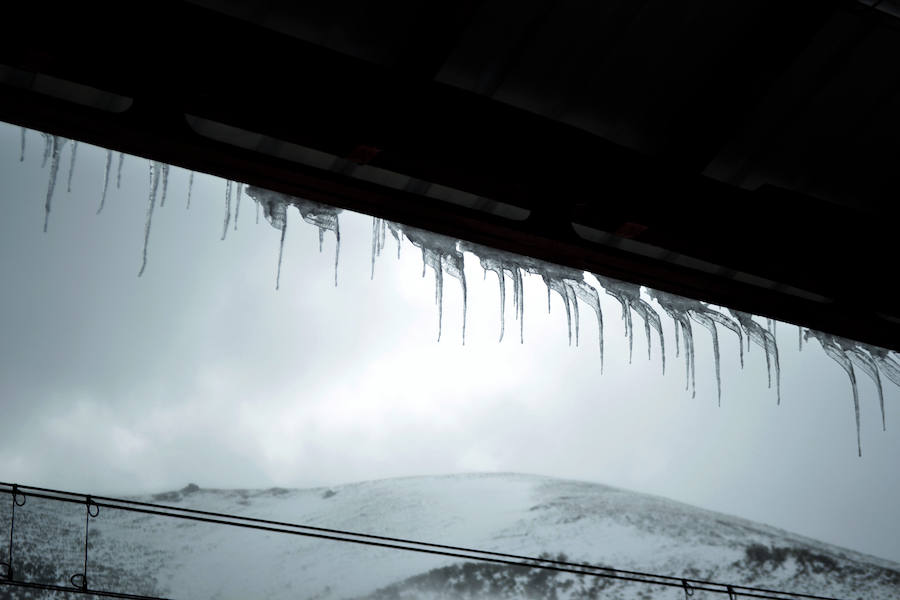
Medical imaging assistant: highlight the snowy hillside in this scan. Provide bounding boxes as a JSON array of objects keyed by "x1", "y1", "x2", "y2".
[{"x1": 2, "y1": 474, "x2": 897, "y2": 599}]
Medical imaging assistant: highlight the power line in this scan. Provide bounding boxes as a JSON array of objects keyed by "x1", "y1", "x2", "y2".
[
  {"x1": 1, "y1": 481, "x2": 852, "y2": 600},
  {"x1": 0, "y1": 578, "x2": 170, "y2": 600}
]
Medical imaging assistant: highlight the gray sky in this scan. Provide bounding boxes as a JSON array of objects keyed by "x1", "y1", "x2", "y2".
[{"x1": 1, "y1": 122, "x2": 898, "y2": 563}]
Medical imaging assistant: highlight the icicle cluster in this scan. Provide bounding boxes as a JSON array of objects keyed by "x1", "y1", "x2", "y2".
[
  {"x1": 372, "y1": 219, "x2": 468, "y2": 341},
  {"x1": 804, "y1": 330, "x2": 900, "y2": 456},
  {"x1": 19, "y1": 128, "x2": 899, "y2": 456},
  {"x1": 369, "y1": 216, "x2": 900, "y2": 453},
  {"x1": 244, "y1": 186, "x2": 342, "y2": 289},
  {"x1": 39, "y1": 133, "x2": 69, "y2": 232}
]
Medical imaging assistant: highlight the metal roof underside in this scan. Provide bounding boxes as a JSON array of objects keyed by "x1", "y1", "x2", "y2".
[{"x1": 1, "y1": 0, "x2": 899, "y2": 350}]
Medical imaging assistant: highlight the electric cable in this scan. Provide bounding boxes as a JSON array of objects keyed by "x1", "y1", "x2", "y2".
[{"x1": 0, "y1": 481, "x2": 855, "y2": 600}]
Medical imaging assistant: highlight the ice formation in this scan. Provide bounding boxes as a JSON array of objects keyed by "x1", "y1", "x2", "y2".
[
  {"x1": 244, "y1": 186, "x2": 342, "y2": 289},
  {"x1": 96, "y1": 150, "x2": 112, "y2": 214},
  {"x1": 66, "y1": 141, "x2": 78, "y2": 193},
  {"x1": 404, "y1": 225, "x2": 467, "y2": 343},
  {"x1": 222, "y1": 180, "x2": 233, "y2": 240},
  {"x1": 373, "y1": 226, "x2": 605, "y2": 355},
  {"x1": 137, "y1": 161, "x2": 162, "y2": 277},
  {"x1": 646, "y1": 291, "x2": 746, "y2": 404},
  {"x1": 40, "y1": 134, "x2": 67, "y2": 232},
  {"x1": 598, "y1": 277, "x2": 666, "y2": 374},
  {"x1": 19, "y1": 127, "x2": 25, "y2": 162},
  {"x1": 234, "y1": 183, "x2": 242, "y2": 230},
  {"x1": 20, "y1": 128, "x2": 899, "y2": 455},
  {"x1": 804, "y1": 330, "x2": 894, "y2": 456},
  {"x1": 116, "y1": 152, "x2": 125, "y2": 189},
  {"x1": 159, "y1": 164, "x2": 170, "y2": 208},
  {"x1": 186, "y1": 171, "x2": 194, "y2": 209},
  {"x1": 731, "y1": 309, "x2": 780, "y2": 405}
]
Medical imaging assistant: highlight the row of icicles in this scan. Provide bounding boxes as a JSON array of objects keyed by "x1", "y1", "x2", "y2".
[{"x1": 23, "y1": 129, "x2": 900, "y2": 456}]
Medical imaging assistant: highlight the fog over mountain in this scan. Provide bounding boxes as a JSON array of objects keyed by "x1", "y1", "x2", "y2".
[{"x1": 2, "y1": 474, "x2": 897, "y2": 599}]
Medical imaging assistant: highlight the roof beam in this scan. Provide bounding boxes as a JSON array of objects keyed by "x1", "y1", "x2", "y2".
[{"x1": 1, "y1": 1, "x2": 898, "y2": 350}]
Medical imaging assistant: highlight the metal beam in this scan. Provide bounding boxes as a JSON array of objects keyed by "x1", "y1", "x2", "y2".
[{"x1": 1, "y1": 1, "x2": 898, "y2": 350}]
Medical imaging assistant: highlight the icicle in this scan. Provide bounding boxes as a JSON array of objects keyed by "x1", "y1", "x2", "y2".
[
  {"x1": 516, "y1": 268, "x2": 524, "y2": 344},
  {"x1": 682, "y1": 317, "x2": 696, "y2": 398},
  {"x1": 41, "y1": 133, "x2": 52, "y2": 168},
  {"x1": 318, "y1": 228, "x2": 324, "y2": 252},
  {"x1": 691, "y1": 312, "x2": 722, "y2": 405},
  {"x1": 567, "y1": 283, "x2": 580, "y2": 346},
  {"x1": 798, "y1": 326, "x2": 804, "y2": 352},
  {"x1": 599, "y1": 279, "x2": 635, "y2": 363},
  {"x1": 574, "y1": 281, "x2": 603, "y2": 370},
  {"x1": 116, "y1": 152, "x2": 125, "y2": 189},
  {"x1": 370, "y1": 218, "x2": 380, "y2": 279},
  {"x1": 234, "y1": 182, "x2": 242, "y2": 230},
  {"x1": 159, "y1": 164, "x2": 170, "y2": 207},
  {"x1": 374, "y1": 226, "x2": 466, "y2": 343},
  {"x1": 333, "y1": 221, "x2": 341, "y2": 287},
  {"x1": 673, "y1": 315, "x2": 681, "y2": 358},
  {"x1": 66, "y1": 141, "x2": 78, "y2": 193},
  {"x1": 599, "y1": 279, "x2": 664, "y2": 374},
  {"x1": 648, "y1": 290, "x2": 697, "y2": 398},
  {"x1": 649, "y1": 293, "x2": 741, "y2": 402},
  {"x1": 275, "y1": 218, "x2": 287, "y2": 290},
  {"x1": 186, "y1": 171, "x2": 194, "y2": 210},
  {"x1": 869, "y1": 346, "x2": 900, "y2": 388},
  {"x1": 42, "y1": 136, "x2": 67, "y2": 233},
  {"x1": 732, "y1": 310, "x2": 780, "y2": 405},
  {"x1": 431, "y1": 251, "x2": 444, "y2": 342},
  {"x1": 19, "y1": 127, "x2": 25, "y2": 161},
  {"x1": 704, "y1": 309, "x2": 744, "y2": 369},
  {"x1": 635, "y1": 293, "x2": 666, "y2": 374},
  {"x1": 222, "y1": 180, "x2": 232, "y2": 240},
  {"x1": 865, "y1": 345, "x2": 900, "y2": 429},
  {"x1": 244, "y1": 187, "x2": 341, "y2": 288},
  {"x1": 847, "y1": 347, "x2": 885, "y2": 432},
  {"x1": 138, "y1": 161, "x2": 161, "y2": 277},
  {"x1": 97, "y1": 150, "x2": 112, "y2": 214},
  {"x1": 809, "y1": 332, "x2": 862, "y2": 456},
  {"x1": 442, "y1": 253, "x2": 467, "y2": 344},
  {"x1": 545, "y1": 277, "x2": 573, "y2": 346},
  {"x1": 481, "y1": 258, "x2": 506, "y2": 342}
]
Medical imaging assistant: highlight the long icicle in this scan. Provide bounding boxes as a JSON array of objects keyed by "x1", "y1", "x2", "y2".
[
  {"x1": 691, "y1": 312, "x2": 722, "y2": 405},
  {"x1": 66, "y1": 141, "x2": 78, "y2": 193},
  {"x1": 19, "y1": 127, "x2": 25, "y2": 161},
  {"x1": 116, "y1": 152, "x2": 125, "y2": 189},
  {"x1": 497, "y1": 267, "x2": 507, "y2": 343},
  {"x1": 159, "y1": 164, "x2": 170, "y2": 207},
  {"x1": 333, "y1": 220, "x2": 341, "y2": 287},
  {"x1": 516, "y1": 268, "x2": 524, "y2": 344},
  {"x1": 570, "y1": 280, "x2": 603, "y2": 373},
  {"x1": 275, "y1": 217, "x2": 287, "y2": 290},
  {"x1": 97, "y1": 150, "x2": 113, "y2": 214},
  {"x1": 222, "y1": 180, "x2": 232, "y2": 240},
  {"x1": 43, "y1": 136, "x2": 66, "y2": 233},
  {"x1": 234, "y1": 183, "x2": 242, "y2": 230},
  {"x1": 819, "y1": 339, "x2": 862, "y2": 457},
  {"x1": 138, "y1": 161, "x2": 161, "y2": 277},
  {"x1": 186, "y1": 171, "x2": 194, "y2": 210},
  {"x1": 370, "y1": 218, "x2": 379, "y2": 280},
  {"x1": 848, "y1": 347, "x2": 885, "y2": 432},
  {"x1": 41, "y1": 133, "x2": 52, "y2": 167}
]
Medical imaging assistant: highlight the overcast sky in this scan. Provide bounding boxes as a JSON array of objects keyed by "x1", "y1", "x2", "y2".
[{"x1": 1, "y1": 122, "x2": 898, "y2": 563}]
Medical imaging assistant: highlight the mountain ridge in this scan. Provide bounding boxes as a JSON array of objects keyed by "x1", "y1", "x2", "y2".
[{"x1": 1, "y1": 473, "x2": 896, "y2": 599}]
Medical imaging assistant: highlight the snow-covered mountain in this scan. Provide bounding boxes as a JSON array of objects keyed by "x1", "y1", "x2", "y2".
[{"x1": 2, "y1": 474, "x2": 897, "y2": 599}]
